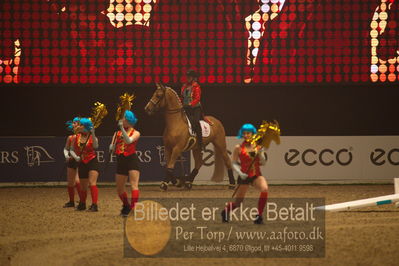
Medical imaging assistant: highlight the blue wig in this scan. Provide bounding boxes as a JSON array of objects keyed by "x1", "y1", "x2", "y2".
[
  {"x1": 79, "y1": 118, "x2": 93, "y2": 132},
  {"x1": 237, "y1": 123, "x2": 257, "y2": 139},
  {"x1": 65, "y1": 117, "x2": 81, "y2": 132},
  {"x1": 124, "y1": 110, "x2": 138, "y2": 126}
]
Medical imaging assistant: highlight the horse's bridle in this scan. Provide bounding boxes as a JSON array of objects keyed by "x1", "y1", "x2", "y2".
[
  {"x1": 149, "y1": 95, "x2": 161, "y2": 109},
  {"x1": 150, "y1": 88, "x2": 183, "y2": 114}
]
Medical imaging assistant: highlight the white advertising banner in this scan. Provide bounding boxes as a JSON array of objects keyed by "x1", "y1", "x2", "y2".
[{"x1": 193, "y1": 136, "x2": 399, "y2": 184}]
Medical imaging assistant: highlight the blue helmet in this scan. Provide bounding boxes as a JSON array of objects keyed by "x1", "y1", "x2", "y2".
[
  {"x1": 124, "y1": 110, "x2": 138, "y2": 126},
  {"x1": 237, "y1": 123, "x2": 257, "y2": 139},
  {"x1": 79, "y1": 118, "x2": 94, "y2": 132},
  {"x1": 65, "y1": 117, "x2": 81, "y2": 132}
]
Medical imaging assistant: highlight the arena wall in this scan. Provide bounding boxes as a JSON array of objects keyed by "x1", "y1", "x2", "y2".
[{"x1": 0, "y1": 136, "x2": 397, "y2": 185}]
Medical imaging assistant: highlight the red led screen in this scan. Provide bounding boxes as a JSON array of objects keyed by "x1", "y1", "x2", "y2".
[{"x1": 0, "y1": 0, "x2": 398, "y2": 84}]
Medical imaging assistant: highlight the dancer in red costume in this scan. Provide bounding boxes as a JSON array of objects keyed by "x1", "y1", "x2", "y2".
[
  {"x1": 109, "y1": 110, "x2": 141, "y2": 217},
  {"x1": 69, "y1": 118, "x2": 100, "y2": 212},
  {"x1": 222, "y1": 123, "x2": 268, "y2": 224},
  {"x1": 63, "y1": 117, "x2": 82, "y2": 208}
]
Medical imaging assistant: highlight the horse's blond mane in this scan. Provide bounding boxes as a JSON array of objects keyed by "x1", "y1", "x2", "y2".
[{"x1": 166, "y1": 86, "x2": 183, "y2": 107}]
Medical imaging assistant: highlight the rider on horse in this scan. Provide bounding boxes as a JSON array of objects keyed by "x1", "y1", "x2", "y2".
[{"x1": 180, "y1": 69, "x2": 203, "y2": 149}]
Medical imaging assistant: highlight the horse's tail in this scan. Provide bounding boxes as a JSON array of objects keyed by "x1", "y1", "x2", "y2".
[{"x1": 211, "y1": 144, "x2": 225, "y2": 182}]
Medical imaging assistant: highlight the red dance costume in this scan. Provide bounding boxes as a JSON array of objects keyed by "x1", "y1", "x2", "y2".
[
  {"x1": 115, "y1": 129, "x2": 137, "y2": 156},
  {"x1": 239, "y1": 141, "x2": 261, "y2": 178},
  {"x1": 73, "y1": 133, "x2": 98, "y2": 205},
  {"x1": 115, "y1": 128, "x2": 139, "y2": 210},
  {"x1": 73, "y1": 134, "x2": 96, "y2": 164}
]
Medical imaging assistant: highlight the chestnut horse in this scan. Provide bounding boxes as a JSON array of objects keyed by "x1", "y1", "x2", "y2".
[{"x1": 144, "y1": 83, "x2": 235, "y2": 190}]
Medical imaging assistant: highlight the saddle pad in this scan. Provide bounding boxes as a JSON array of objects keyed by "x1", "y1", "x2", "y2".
[{"x1": 187, "y1": 118, "x2": 211, "y2": 138}]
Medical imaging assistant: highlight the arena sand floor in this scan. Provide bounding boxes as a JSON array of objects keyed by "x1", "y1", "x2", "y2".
[{"x1": 0, "y1": 184, "x2": 398, "y2": 266}]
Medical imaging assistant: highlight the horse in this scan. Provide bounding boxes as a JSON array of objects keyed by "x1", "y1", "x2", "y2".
[{"x1": 144, "y1": 83, "x2": 236, "y2": 190}]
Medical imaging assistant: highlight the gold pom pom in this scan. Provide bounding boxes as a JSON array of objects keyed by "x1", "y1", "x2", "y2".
[
  {"x1": 116, "y1": 93, "x2": 135, "y2": 121},
  {"x1": 89, "y1": 102, "x2": 108, "y2": 129}
]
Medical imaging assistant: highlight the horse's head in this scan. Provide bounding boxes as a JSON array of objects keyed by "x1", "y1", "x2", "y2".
[{"x1": 144, "y1": 83, "x2": 167, "y2": 115}]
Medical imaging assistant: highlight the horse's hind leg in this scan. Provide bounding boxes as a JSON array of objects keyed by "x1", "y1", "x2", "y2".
[
  {"x1": 222, "y1": 148, "x2": 236, "y2": 189},
  {"x1": 185, "y1": 148, "x2": 203, "y2": 189},
  {"x1": 213, "y1": 136, "x2": 236, "y2": 189}
]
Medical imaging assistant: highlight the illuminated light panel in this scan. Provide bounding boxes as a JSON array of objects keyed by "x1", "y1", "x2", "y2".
[
  {"x1": 370, "y1": 0, "x2": 398, "y2": 82},
  {"x1": 103, "y1": 0, "x2": 156, "y2": 28},
  {"x1": 0, "y1": 0, "x2": 397, "y2": 84},
  {"x1": 0, "y1": 40, "x2": 21, "y2": 83}
]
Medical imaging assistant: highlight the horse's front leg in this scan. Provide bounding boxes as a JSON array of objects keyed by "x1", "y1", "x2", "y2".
[{"x1": 160, "y1": 145, "x2": 182, "y2": 191}]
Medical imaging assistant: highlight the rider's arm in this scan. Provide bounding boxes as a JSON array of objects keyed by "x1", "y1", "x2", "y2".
[{"x1": 190, "y1": 84, "x2": 201, "y2": 106}]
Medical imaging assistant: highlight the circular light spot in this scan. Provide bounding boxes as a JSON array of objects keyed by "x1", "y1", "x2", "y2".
[
  {"x1": 261, "y1": 4, "x2": 270, "y2": 13},
  {"x1": 125, "y1": 4, "x2": 134, "y2": 12},
  {"x1": 115, "y1": 3, "x2": 124, "y2": 13},
  {"x1": 370, "y1": 64, "x2": 378, "y2": 74},
  {"x1": 252, "y1": 13, "x2": 261, "y2": 21},
  {"x1": 125, "y1": 13, "x2": 133, "y2": 21},
  {"x1": 125, "y1": 200, "x2": 171, "y2": 256},
  {"x1": 143, "y1": 13, "x2": 151, "y2": 22},
  {"x1": 379, "y1": 64, "x2": 387, "y2": 73},
  {"x1": 252, "y1": 48, "x2": 259, "y2": 57},
  {"x1": 143, "y1": 3, "x2": 152, "y2": 12},
  {"x1": 252, "y1": 30, "x2": 261, "y2": 39},
  {"x1": 379, "y1": 11, "x2": 387, "y2": 20},
  {"x1": 370, "y1": 20, "x2": 378, "y2": 30},
  {"x1": 371, "y1": 39, "x2": 379, "y2": 47},
  {"x1": 107, "y1": 12, "x2": 115, "y2": 21},
  {"x1": 371, "y1": 56, "x2": 378, "y2": 65},
  {"x1": 252, "y1": 21, "x2": 261, "y2": 31},
  {"x1": 370, "y1": 29, "x2": 378, "y2": 38},
  {"x1": 116, "y1": 12, "x2": 125, "y2": 22},
  {"x1": 379, "y1": 21, "x2": 387, "y2": 31},
  {"x1": 388, "y1": 73, "x2": 396, "y2": 82},
  {"x1": 134, "y1": 12, "x2": 143, "y2": 22},
  {"x1": 271, "y1": 3, "x2": 279, "y2": 13}
]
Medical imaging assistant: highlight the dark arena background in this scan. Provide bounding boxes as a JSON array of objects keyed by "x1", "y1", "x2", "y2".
[{"x1": 1, "y1": 0, "x2": 399, "y2": 265}]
